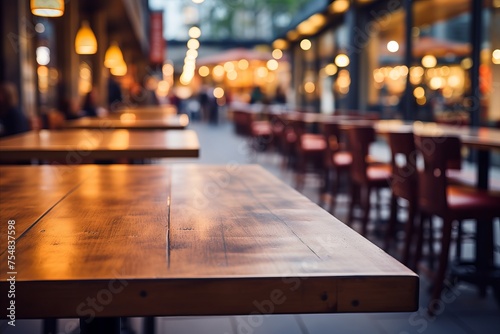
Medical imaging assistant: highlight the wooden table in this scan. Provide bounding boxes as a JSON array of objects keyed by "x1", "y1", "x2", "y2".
[
  {"x1": 0, "y1": 129, "x2": 199, "y2": 162},
  {"x1": 0, "y1": 165, "x2": 418, "y2": 332},
  {"x1": 64, "y1": 114, "x2": 189, "y2": 130},
  {"x1": 115, "y1": 105, "x2": 177, "y2": 115}
]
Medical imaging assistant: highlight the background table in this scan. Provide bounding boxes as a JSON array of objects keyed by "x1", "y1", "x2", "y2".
[
  {"x1": 64, "y1": 114, "x2": 189, "y2": 130},
  {"x1": 0, "y1": 164, "x2": 418, "y2": 329},
  {"x1": 0, "y1": 129, "x2": 199, "y2": 162}
]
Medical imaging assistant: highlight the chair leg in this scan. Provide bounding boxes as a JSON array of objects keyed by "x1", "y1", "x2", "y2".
[
  {"x1": 329, "y1": 169, "x2": 340, "y2": 214},
  {"x1": 347, "y1": 182, "x2": 358, "y2": 227},
  {"x1": 384, "y1": 193, "x2": 399, "y2": 251},
  {"x1": 402, "y1": 202, "x2": 417, "y2": 266},
  {"x1": 428, "y1": 217, "x2": 436, "y2": 271},
  {"x1": 428, "y1": 218, "x2": 453, "y2": 317},
  {"x1": 361, "y1": 186, "x2": 371, "y2": 236},
  {"x1": 413, "y1": 212, "x2": 426, "y2": 272},
  {"x1": 455, "y1": 220, "x2": 462, "y2": 262}
]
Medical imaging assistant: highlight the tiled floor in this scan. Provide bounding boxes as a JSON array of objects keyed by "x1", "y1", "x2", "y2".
[{"x1": 2, "y1": 119, "x2": 499, "y2": 334}]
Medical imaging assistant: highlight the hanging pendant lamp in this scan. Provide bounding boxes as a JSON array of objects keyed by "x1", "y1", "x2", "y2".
[
  {"x1": 104, "y1": 42, "x2": 124, "y2": 68},
  {"x1": 31, "y1": 0, "x2": 64, "y2": 17},
  {"x1": 75, "y1": 21, "x2": 97, "y2": 55}
]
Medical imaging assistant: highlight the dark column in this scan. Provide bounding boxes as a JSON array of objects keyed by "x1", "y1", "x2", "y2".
[
  {"x1": 346, "y1": 7, "x2": 360, "y2": 110},
  {"x1": 403, "y1": 0, "x2": 414, "y2": 121},
  {"x1": 469, "y1": 0, "x2": 482, "y2": 127},
  {"x1": 313, "y1": 37, "x2": 321, "y2": 113}
]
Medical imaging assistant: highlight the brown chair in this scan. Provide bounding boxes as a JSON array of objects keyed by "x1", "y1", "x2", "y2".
[
  {"x1": 291, "y1": 117, "x2": 327, "y2": 191},
  {"x1": 414, "y1": 135, "x2": 500, "y2": 314},
  {"x1": 346, "y1": 125, "x2": 392, "y2": 236},
  {"x1": 322, "y1": 121, "x2": 352, "y2": 213},
  {"x1": 385, "y1": 131, "x2": 419, "y2": 266}
]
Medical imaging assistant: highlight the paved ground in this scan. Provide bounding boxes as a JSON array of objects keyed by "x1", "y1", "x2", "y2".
[{"x1": 2, "y1": 119, "x2": 499, "y2": 334}]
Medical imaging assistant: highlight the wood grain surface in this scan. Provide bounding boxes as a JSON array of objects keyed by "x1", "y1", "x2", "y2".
[
  {"x1": 0, "y1": 129, "x2": 199, "y2": 161},
  {"x1": 64, "y1": 114, "x2": 189, "y2": 130},
  {"x1": 0, "y1": 165, "x2": 417, "y2": 318}
]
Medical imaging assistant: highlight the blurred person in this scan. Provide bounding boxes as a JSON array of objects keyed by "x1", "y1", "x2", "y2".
[
  {"x1": 0, "y1": 82, "x2": 30, "y2": 137},
  {"x1": 274, "y1": 86, "x2": 287, "y2": 105},
  {"x1": 250, "y1": 85, "x2": 264, "y2": 104},
  {"x1": 82, "y1": 88, "x2": 107, "y2": 118},
  {"x1": 59, "y1": 97, "x2": 84, "y2": 120},
  {"x1": 107, "y1": 77, "x2": 123, "y2": 111},
  {"x1": 129, "y1": 82, "x2": 158, "y2": 106}
]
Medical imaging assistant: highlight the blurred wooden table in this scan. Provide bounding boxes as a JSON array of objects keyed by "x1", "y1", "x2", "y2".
[
  {"x1": 0, "y1": 165, "x2": 418, "y2": 332},
  {"x1": 0, "y1": 129, "x2": 199, "y2": 162},
  {"x1": 64, "y1": 114, "x2": 189, "y2": 130}
]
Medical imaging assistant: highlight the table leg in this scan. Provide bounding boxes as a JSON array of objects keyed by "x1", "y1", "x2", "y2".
[
  {"x1": 42, "y1": 318, "x2": 57, "y2": 334},
  {"x1": 80, "y1": 317, "x2": 120, "y2": 334},
  {"x1": 143, "y1": 317, "x2": 156, "y2": 334},
  {"x1": 475, "y1": 149, "x2": 493, "y2": 297}
]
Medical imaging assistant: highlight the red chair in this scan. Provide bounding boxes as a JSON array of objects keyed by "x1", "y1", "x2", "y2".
[
  {"x1": 385, "y1": 131, "x2": 419, "y2": 266},
  {"x1": 346, "y1": 125, "x2": 392, "y2": 236},
  {"x1": 291, "y1": 117, "x2": 327, "y2": 191},
  {"x1": 414, "y1": 135, "x2": 500, "y2": 314},
  {"x1": 322, "y1": 121, "x2": 352, "y2": 213}
]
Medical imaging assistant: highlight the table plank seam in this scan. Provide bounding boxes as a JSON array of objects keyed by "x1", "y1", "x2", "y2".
[
  {"x1": 0, "y1": 174, "x2": 91, "y2": 256},
  {"x1": 238, "y1": 171, "x2": 322, "y2": 260}
]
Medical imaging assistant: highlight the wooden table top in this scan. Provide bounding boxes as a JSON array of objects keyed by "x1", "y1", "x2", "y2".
[
  {"x1": 116, "y1": 105, "x2": 177, "y2": 115},
  {"x1": 64, "y1": 114, "x2": 189, "y2": 130},
  {"x1": 0, "y1": 129, "x2": 199, "y2": 161},
  {"x1": 0, "y1": 165, "x2": 418, "y2": 319},
  {"x1": 338, "y1": 120, "x2": 500, "y2": 151}
]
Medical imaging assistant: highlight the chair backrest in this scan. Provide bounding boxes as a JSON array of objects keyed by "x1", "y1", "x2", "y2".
[
  {"x1": 387, "y1": 131, "x2": 418, "y2": 201},
  {"x1": 414, "y1": 135, "x2": 461, "y2": 216},
  {"x1": 322, "y1": 121, "x2": 343, "y2": 153},
  {"x1": 347, "y1": 125, "x2": 376, "y2": 184}
]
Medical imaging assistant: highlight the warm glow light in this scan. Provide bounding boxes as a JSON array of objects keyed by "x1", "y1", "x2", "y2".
[
  {"x1": 421, "y1": 55, "x2": 437, "y2": 68},
  {"x1": 31, "y1": 0, "x2": 64, "y2": 17},
  {"x1": 272, "y1": 49, "x2": 283, "y2": 60},
  {"x1": 330, "y1": 0, "x2": 350, "y2": 13},
  {"x1": 36, "y1": 46, "x2": 50, "y2": 66},
  {"x1": 304, "y1": 82, "x2": 315, "y2": 93},
  {"x1": 287, "y1": 30, "x2": 299, "y2": 41},
  {"x1": 492, "y1": 49, "x2": 500, "y2": 64},
  {"x1": 163, "y1": 63, "x2": 174, "y2": 77},
  {"x1": 300, "y1": 39, "x2": 312, "y2": 51},
  {"x1": 75, "y1": 21, "x2": 97, "y2": 55},
  {"x1": 387, "y1": 40, "x2": 399, "y2": 53},
  {"x1": 335, "y1": 54, "x2": 350, "y2": 67},
  {"x1": 238, "y1": 59, "x2": 249, "y2": 70},
  {"x1": 267, "y1": 59, "x2": 279, "y2": 71},
  {"x1": 223, "y1": 62, "x2": 234, "y2": 72},
  {"x1": 213, "y1": 65, "x2": 225, "y2": 77},
  {"x1": 410, "y1": 66, "x2": 424, "y2": 77},
  {"x1": 227, "y1": 71, "x2": 237, "y2": 80},
  {"x1": 104, "y1": 42, "x2": 124, "y2": 68},
  {"x1": 429, "y1": 77, "x2": 444, "y2": 90},
  {"x1": 413, "y1": 87, "x2": 425, "y2": 99},
  {"x1": 325, "y1": 64, "x2": 338, "y2": 76},
  {"x1": 417, "y1": 97, "x2": 427, "y2": 105},
  {"x1": 448, "y1": 75, "x2": 461, "y2": 88},
  {"x1": 186, "y1": 49, "x2": 198, "y2": 59},
  {"x1": 192, "y1": 0, "x2": 204, "y2": 3},
  {"x1": 256, "y1": 67, "x2": 268, "y2": 78},
  {"x1": 461, "y1": 57, "x2": 473, "y2": 69},
  {"x1": 188, "y1": 26, "x2": 201, "y2": 39},
  {"x1": 373, "y1": 70, "x2": 384, "y2": 83},
  {"x1": 110, "y1": 60, "x2": 127, "y2": 76},
  {"x1": 198, "y1": 66, "x2": 210, "y2": 77},
  {"x1": 213, "y1": 87, "x2": 224, "y2": 98},
  {"x1": 273, "y1": 39, "x2": 288, "y2": 50},
  {"x1": 187, "y1": 39, "x2": 200, "y2": 49}
]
